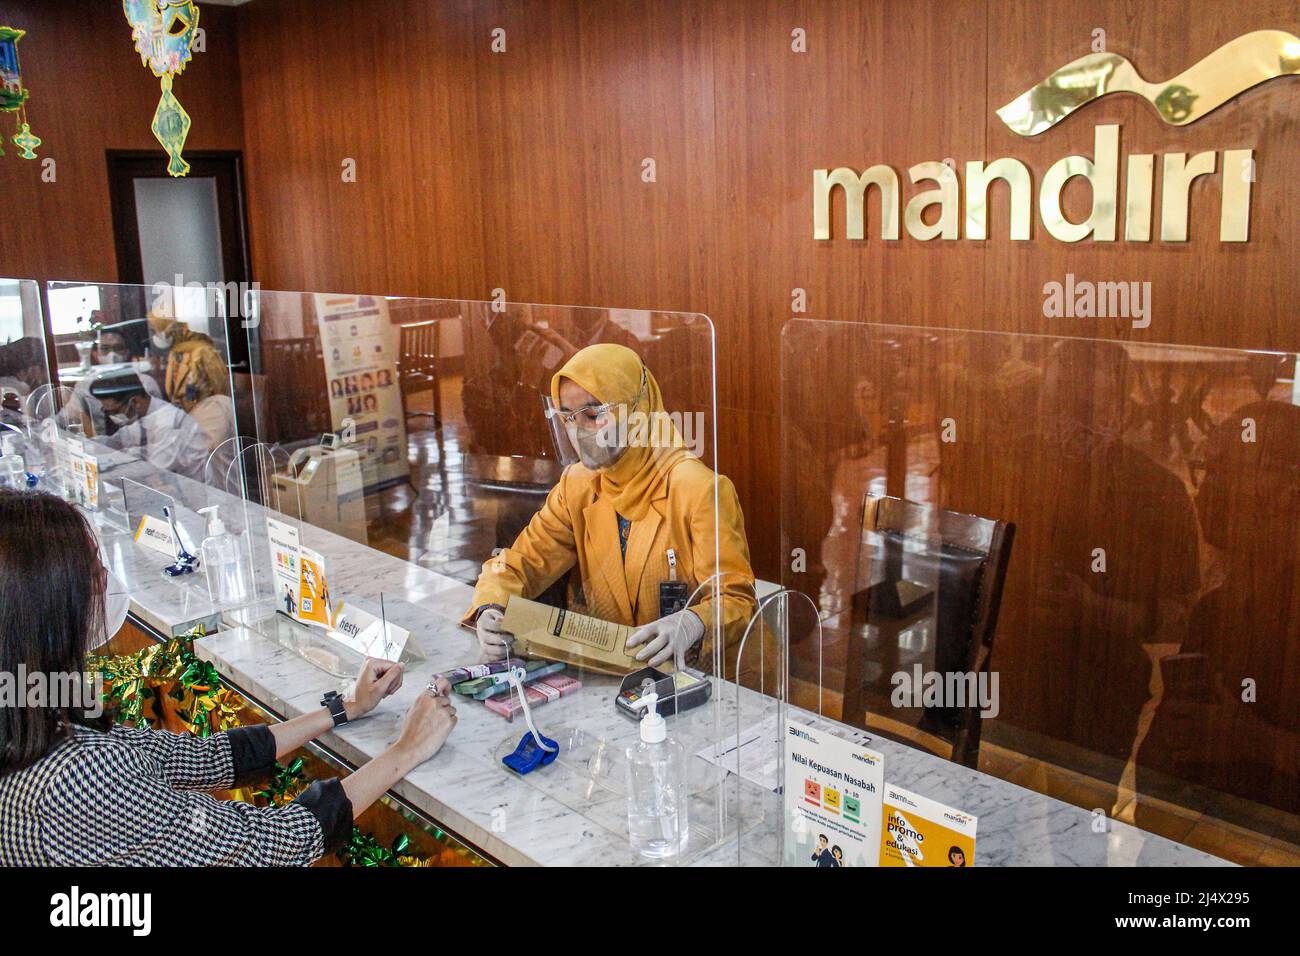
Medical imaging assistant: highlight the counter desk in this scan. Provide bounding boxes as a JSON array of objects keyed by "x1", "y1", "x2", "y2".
[{"x1": 86, "y1": 455, "x2": 1232, "y2": 868}]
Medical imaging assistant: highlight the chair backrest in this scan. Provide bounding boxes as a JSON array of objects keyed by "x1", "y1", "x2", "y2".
[
  {"x1": 399, "y1": 321, "x2": 439, "y2": 377},
  {"x1": 845, "y1": 494, "x2": 1015, "y2": 767},
  {"x1": 261, "y1": 338, "x2": 330, "y2": 440}
]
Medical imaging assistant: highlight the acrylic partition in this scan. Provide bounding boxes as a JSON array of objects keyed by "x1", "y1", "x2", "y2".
[
  {"x1": 2, "y1": 279, "x2": 121, "y2": 507},
  {"x1": 227, "y1": 288, "x2": 767, "y2": 862},
  {"x1": 8, "y1": 280, "x2": 255, "y2": 634},
  {"x1": 37, "y1": 279, "x2": 237, "y2": 488},
  {"x1": 0, "y1": 279, "x2": 55, "y2": 488},
  {"x1": 780, "y1": 319, "x2": 1300, "y2": 856}
]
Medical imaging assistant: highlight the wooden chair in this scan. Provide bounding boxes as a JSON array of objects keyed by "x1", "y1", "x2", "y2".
[
  {"x1": 840, "y1": 494, "x2": 1015, "y2": 768},
  {"x1": 260, "y1": 337, "x2": 331, "y2": 442},
  {"x1": 398, "y1": 320, "x2": 442, "y2": 428}
]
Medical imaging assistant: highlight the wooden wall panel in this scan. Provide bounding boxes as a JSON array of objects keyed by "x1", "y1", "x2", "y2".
[
  {"x1": 984, "y1": 0, "x2": 1300, "y2": 346},
  {"x1": 0, "y1": 0, "x2": 245, "y2": 284},
  {"x1": 229, "y1": 0, "x2": 1300, "y2": 580},
  {"x1": 237, "y1": 0, "x2": 489, "y2": 296}
]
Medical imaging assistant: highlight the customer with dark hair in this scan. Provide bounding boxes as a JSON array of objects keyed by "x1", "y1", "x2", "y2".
[{"x1": 0, "y1": 489, "x2": 458, "y2": 866}]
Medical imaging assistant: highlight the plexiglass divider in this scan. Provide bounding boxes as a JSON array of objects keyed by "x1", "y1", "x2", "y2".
[
  {"x1": 1, "y1": 279, "x2": 54, "y2": 493},
  {"x1": 781, "y1": 318, "x2": 1300, "y2": 851},
  {"x1": 225, "y1": 288, "x2": 780, "y2": 861},
  {"x1": 16, "y1": 280, "x2": 270, "y2": 634}
]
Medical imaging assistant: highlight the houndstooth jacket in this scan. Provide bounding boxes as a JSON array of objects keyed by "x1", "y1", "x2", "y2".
[{"x1": 0, "y1": 723, "x2": 352, "y2": 866}]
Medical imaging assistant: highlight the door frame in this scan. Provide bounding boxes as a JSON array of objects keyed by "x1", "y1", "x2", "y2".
[
  {"x1": 106, "y1": 149, "x2": 253, "y2": 289},
  {"x1": 105, "y1": 149, "x2": 254, "y2": 372}
]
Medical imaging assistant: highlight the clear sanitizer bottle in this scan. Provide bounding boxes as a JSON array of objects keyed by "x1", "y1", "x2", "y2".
[
  {"x1": 0, "y1": 434, "x2": 30, "y2": 490},
  {"x1": 625, "y1": 692, "x2": 689, "y2": 860},
  {"x1": 198, "y1": 505, "x2": 249, "y2": 606}
]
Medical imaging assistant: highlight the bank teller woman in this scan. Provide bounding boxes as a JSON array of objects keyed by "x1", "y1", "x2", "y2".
[
  {"x1": 464, "y1": 344, "x2": 757, "y2": 670},
  {"x1": 0, "y1": 489, "x2": 458, "y2": 866}
]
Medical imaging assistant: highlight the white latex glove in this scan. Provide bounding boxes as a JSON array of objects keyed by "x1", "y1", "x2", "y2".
[
  {"x1": 476, "y1": 605, "x2": 513, "y2": 661},
  {"x1": 625, "y1": 608, "x2": 704, "y2": 667}
]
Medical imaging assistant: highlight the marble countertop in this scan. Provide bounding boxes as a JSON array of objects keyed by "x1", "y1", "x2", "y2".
[{"x1": 86, "y1": 453, "x2": 1232, "y2": 867}]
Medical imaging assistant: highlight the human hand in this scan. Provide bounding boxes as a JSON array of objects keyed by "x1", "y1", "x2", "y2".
[
  {"x1": 346, "y1": 657, "x2": 405, "y2": 721},
  {"x1": 476, "y1": 605, "x2": 513, "y2": 661},
  {"x1": 625, "y1": 608, "x2": 704, "y2": 667},
  {"x1": 395, "y1": 688, "x2": 458, "y2": 766}
]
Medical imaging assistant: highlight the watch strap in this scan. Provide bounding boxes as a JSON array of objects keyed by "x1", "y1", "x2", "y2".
[{"x1": 321, "y1": 690, "x2": 348, "y2": 727}]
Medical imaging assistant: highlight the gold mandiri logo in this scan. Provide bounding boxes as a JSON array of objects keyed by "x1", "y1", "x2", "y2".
[
  {"x1": 811, "y1": 31, "x2": 1300, "y2": 244},
  {"x1": 997, "y1": 29, "x2": 1300, "y2": 136}
]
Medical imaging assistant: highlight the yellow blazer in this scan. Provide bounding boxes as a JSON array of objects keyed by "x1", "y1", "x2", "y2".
[{"x1": 464, "y1": 458, "x2": 757, "y2": 664}]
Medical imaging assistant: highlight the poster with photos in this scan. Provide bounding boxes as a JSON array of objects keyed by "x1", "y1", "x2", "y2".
[{"x1": 314, "y1": 293, "x2": 409, "y2": 491}]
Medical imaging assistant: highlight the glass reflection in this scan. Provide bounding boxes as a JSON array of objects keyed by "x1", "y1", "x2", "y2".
[{"x1": 781, "y1": 321, "x2": 1300, "y2": 853}]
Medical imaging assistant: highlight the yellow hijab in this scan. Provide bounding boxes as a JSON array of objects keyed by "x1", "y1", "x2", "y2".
[
  {"x1": 551, "y1": 344, "x2": 693, "y2": 520},
  {"x1": 153, "y1": 318, "x2": 228, "y2": 412}
]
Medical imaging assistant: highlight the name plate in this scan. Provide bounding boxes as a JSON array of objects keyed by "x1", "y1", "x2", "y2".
[
  {"x1": 134, "y1": 514, "x2": 177, "y2": 557},
  {"x1": 327, "y1": 603, "x2": 411, "y2": 663}
]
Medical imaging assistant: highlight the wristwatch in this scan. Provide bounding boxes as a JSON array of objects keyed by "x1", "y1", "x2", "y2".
[{"x1": 321, "y1": 690, "x2": 349, "y2": 727}]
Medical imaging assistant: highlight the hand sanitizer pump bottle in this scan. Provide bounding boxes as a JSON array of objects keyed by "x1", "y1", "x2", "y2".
[
  {"x1": 1, "y1": 435, "x2": 20, "y2": 489},
  {"x1": 625, "y1": 692, "x2": 689, "y2": 859},
  {"x1": 198, "y1": 505, "x2": 248, "y2": 606},
  {"x1": 0, "y1": 434, "x2": 32, "y2": 489}
]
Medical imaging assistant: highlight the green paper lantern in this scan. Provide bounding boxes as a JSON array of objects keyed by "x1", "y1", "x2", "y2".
[{"x1": 122, "y1": 1, "x2": 200, "y2": 177}]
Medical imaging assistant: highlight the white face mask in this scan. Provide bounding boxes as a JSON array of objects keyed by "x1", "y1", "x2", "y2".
[
  {"x1": 107, "y1": 397, "x2": 145, "y2": 428},
  {"x1": 94, "y1": 568, "x2": 131, "y2": 650},
  {"x1": 572, "y1": 427, "x2": 626, "y2": 469},
  {"x1": 151, "y1": 331, "x2": 172, "y2": 351}
]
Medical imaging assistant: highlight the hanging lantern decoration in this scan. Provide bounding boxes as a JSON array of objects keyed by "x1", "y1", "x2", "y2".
[
  {"x1": 122, "y1": 1, "x2": 201, "y2": 177},
  {"x1": 0, "y1": 26, "x2": 40, "y2": 160}
]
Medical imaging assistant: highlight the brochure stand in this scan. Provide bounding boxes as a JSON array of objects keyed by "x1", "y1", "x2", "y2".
[{"x1": 226, "y1": 440, "x2": 425, "y2": 679}]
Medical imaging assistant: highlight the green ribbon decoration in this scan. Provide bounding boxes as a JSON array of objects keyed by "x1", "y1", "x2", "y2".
[
  {"x1": 338, "y1": 828, "x2": 415, "y2": 867},
  {"x1": 255, "y1": 758, "x2": 308, "y2": 805},
  {"x1": 88, "y1": 637, "x2": 434, "y2": 867}
]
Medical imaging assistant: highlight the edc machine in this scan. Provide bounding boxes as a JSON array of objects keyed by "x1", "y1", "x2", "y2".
[{"x1": 273, "y1": 433, "x2": 366, "y2": 543}]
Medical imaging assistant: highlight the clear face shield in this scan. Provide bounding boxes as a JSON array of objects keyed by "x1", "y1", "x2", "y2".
[
  {"x1": 542, "y1": 368, "x2": 647, "y2": 470},
  {"x1": 542, "y1": 394, "x2": 581, "y2": 467}
]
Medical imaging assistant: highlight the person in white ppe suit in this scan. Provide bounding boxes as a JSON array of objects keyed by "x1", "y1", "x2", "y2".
[{"x1": 88, "y1": 370, "x2": 212, "y2": 482}]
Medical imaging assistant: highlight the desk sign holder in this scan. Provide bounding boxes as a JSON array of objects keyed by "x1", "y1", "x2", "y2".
[
  {"x1": 783, "y1": 719, "x2": 885, "y2": 867},
  {"x1": 263, "y1": 516, "x2": 423, "y2": 677},
  {"x1": 327, "y1": 599, "x2": 413, "y2": 663},
  {"x1": 134, "y1": 513, "x2": 180, "y2": 558},
  {"x1": 253, "y1": 595, "x2": 424, "y2": 680},
  {"x1": 781, "y1": 718, "x2": 979, "y2": 867},
  {"x1": 880, "y1": 785, "x2": 978, "y2": 868}
]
